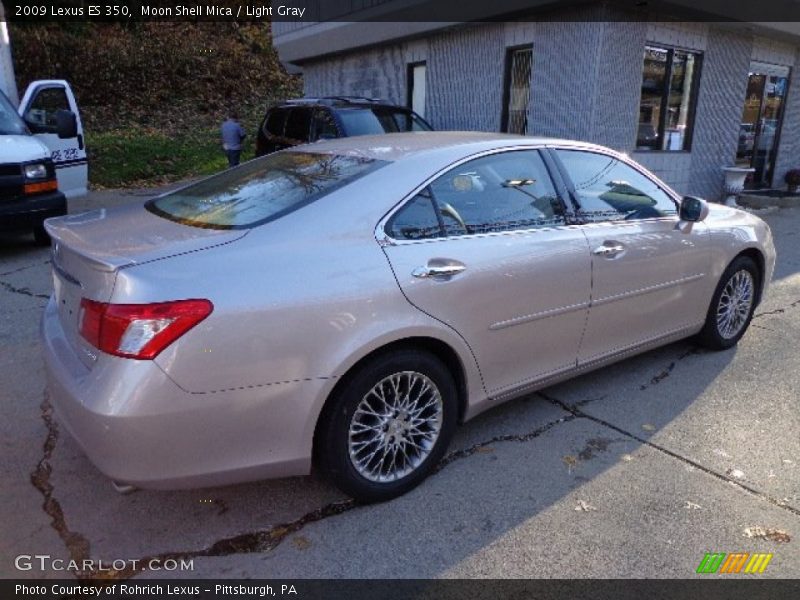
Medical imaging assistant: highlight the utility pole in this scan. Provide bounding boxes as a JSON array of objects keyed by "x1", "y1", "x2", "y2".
[{"x1": 0, "y1": 3, "x2": 20, "y2": 105}]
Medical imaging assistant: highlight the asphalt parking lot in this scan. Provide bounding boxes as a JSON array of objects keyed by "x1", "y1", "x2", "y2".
[{"x1": 1, "y1": 190, "x2": 798, "y2": 580}]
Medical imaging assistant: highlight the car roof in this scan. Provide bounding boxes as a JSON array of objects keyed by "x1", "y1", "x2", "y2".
[
  {"x1": 274, "y1": 97, "x2": 411, "y2": 110},
  {"x1": 298, "y1": 131, "x2": 611, "y2": 163}
]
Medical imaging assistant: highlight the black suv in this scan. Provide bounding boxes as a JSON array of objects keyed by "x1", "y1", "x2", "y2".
[{"x1": 255, "y1": 97, "x2": 433, "y2": 156}]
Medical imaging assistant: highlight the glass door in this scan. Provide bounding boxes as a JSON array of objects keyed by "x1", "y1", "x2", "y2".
[{"x1": 736, "y1": 62, "x2": 790, "y2": 188}]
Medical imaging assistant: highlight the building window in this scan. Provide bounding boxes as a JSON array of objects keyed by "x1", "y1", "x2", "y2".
[
  {"x1": 502, "y1": 46, "x2": 532, "y2": 134},
  {"x1": 407, "y1": 62, "x2": 426, "y2": 118},
  {"x1": 637, "y1": 45, "x2": 701, "y2": 151}
]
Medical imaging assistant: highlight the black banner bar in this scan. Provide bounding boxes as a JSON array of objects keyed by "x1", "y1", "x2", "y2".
[
  {"x1": 5, "y1": 0, "x2": 800, "y2": 23},
  {"x1": 4, "y1": 579, "x2": 800, "y2": 600}
]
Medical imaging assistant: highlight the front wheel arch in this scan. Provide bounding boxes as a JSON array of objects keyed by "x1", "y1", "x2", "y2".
[
  {"x1": 697, "y1": 254, "x2": 760, "y2": 350},
  {"x1": 734, "y1": 248, "x2": 766, "y2": 306}
]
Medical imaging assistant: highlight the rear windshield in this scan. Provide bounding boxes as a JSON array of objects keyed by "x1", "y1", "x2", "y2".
[
  {"x1": 338, "y1": 108, "x2": 432, "y2": 137},
  {"x1": 147, "y1": 152, "x2": 385, "y2": 229}
]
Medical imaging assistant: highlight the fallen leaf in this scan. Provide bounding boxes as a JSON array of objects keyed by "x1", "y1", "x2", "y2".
[
  {"x1": 268, "y1": 526, "x2": 289, "y2": 540},
  {"x1": 292, "y1": 536, "x2": 312, "y2": 550},
  {"x1": 562, "y1": 455, "x2": 578, "y2": 469},
  {"x1": 726, "y1": 468, "x2": 745, "y2": 479},
  {"x1": 642, "y1": 423, "x2": 656, "y2": 432},
  {"x1": 743, "y1": 527, "x2": 791, "y2": 543},
  {"x1": 574, "y1": 500, "x2": 597, "y2": 512}
]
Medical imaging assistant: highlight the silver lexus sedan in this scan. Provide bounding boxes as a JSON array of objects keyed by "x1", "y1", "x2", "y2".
[{"x1": 41, "y1": 133, "x2": 776, "y2": 502}]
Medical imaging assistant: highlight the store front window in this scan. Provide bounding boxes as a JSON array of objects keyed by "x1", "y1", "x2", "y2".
[
  {"x1": 636, "y1": 45, "x2": 701, "y2": 151},
  {"x1": 735, "y1": 62, "x2": 790, "y2": 189}
]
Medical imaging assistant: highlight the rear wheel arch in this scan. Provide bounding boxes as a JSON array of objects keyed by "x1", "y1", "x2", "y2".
[{"x1": 312, "y1": 336, "x2": 468, "y2": 465}]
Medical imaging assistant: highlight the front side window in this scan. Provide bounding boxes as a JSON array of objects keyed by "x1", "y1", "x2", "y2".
[
  {"x1": 637, "y1": 45, "x2": 701, "y2": 151},
  {"x1": 555, "y1": 149, "x2": 677, "y2": 222},
  {"x1": 147, "y1": 152, "x2": 385, "y2": 229},
  {"x1": 24, "y1": 87, "x2": 70, "y2": 133},
  {"x1": 264, "y1": 108, "x2": 288, "y2": 137}
]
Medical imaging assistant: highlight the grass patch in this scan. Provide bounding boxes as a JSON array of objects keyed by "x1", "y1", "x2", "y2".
[{"x1": 86, "y1": 125, "x2": 258, "y2": 189}]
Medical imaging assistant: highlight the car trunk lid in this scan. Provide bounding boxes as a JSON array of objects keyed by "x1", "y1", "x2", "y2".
[{"x1": 45, "y1": 202, "x2": 247, "y2": 369}]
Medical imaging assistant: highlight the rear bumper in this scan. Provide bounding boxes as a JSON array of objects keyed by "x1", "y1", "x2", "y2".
[
  {"x1": 0, "y1": 191, "x2": 67, "y2": 231},
  {"x1": 40, "y1": 296, "x2": 319, "y2": 489}
]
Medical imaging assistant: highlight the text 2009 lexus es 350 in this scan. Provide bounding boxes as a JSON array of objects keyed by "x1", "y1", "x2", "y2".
[{"x1": 41, "y1": 132, "x2": 775, "y2": 502}]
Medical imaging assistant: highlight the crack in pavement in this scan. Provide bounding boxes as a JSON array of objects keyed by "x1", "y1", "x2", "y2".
[
  {"x1": 754, "y1": 298, "x2": 800, "y2": 319},
  {"x1": 639, "y1": 346, "x2": 701, "y2": 391},
  {"x1": 36, "y1": 407, "x2": 576, "y2": 582},
  {"x1": 632, "y1": 296, "x2": 800, "y2": 393},
  {"x1": 436, "y1": 413, "x2": 578, "y2": 470},
  {"x1": 30, "y1": 393, "x2": 92, "y2": 578},
  {"x1": 0, "y1": 278, "x2": 50, "y2": 300},
  {"x1": 0, "y1": 259, "x2": 50, "y2": 278},
  {"x1": 572, "y1": 394, "x2": 607, "y2": 408},
  {"x1": 538, "y1": 391, "x2": 800, "y2": 518}
]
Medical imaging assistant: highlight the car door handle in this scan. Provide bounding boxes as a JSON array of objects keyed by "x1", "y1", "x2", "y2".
[
  {"x1": 592, "y1": 244, "x2": 625, "y2": 257},
  {"x1": 412, "y1": 260, "x2": 466, "y2": 279}
]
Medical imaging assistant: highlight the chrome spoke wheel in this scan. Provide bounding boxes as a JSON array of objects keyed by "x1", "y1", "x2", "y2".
[
  {"x1": 348, "y1": 371, "x2": 443, "y2": 483},
  {"x1": 716, "y1": 269, "x2": 754, "y2": 340}
]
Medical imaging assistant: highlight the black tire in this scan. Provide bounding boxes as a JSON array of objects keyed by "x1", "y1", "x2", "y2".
[
  {"x1": 317, "y1": 349, "x2": 458, "y2": 503},
  {"x1": 697, "y1": 255, "x2": 759, "y2": 350},
  {"x1": 33, "y1": 224, "x2": 51, "y2": 246}
]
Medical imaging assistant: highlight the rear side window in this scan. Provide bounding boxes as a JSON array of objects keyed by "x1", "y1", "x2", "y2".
[
  {"x1": 428, "y1": 150, "x2": 564, "y2": 235},
  {"x1": 310, "y1": 109, "x2": 338, "y2": 141},
  {"x1": 264, "y1": 109, "x2": 288, "y2": 136},
  {"x1": 147, "y1": 152, "x2": 386, "y2": 229},
  {"x1": 386, "y1": 190, "x2": 442, "y2": 240},
  {"x1": 338, "y1": 108, "x2": 432, "y2": 136},
  {"x1": 284, "y1": 108, "x2": 312, "y2": 142}
]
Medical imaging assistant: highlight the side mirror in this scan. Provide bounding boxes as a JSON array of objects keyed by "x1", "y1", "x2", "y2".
[
  {"x1": 679, "y1": 196, "x2": 709, "y2": 222},
  {"x1": 55, "y1": 110, "x2": 78, "y2": 139}
]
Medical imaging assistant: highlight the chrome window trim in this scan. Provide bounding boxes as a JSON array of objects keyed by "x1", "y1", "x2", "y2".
[{"x1": 375, "y1": 145, "x2": 574, "y2": 246}]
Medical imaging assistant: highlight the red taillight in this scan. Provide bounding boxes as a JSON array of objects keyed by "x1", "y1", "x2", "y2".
[{"x1": 79, "y1": 299, "x2": 213, "y2": 360}]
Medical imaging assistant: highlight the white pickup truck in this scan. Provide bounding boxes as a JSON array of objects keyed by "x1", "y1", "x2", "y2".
[{"x1": 0, "y1": 80, "x2": 87, "y2": 244}]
